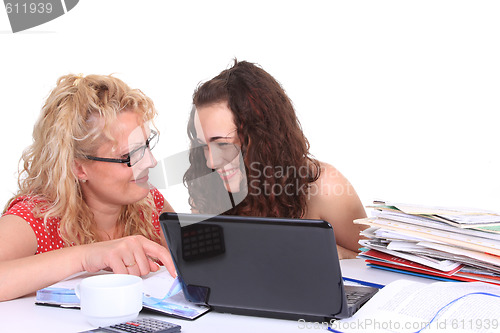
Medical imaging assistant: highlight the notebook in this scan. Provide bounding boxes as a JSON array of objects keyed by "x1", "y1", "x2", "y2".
[{"x1": 159, "y1": 212, "x2": 378, "y2": 321}]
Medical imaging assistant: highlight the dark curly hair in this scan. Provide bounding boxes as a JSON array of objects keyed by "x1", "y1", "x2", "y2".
[{"x1": 184, "y1": 60, "x2": 321, "y2": 218}]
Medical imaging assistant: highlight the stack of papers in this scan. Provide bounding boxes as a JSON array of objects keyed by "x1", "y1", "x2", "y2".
[{"x1": 355, "y1": 201, "x2": 500, "y2": 285}]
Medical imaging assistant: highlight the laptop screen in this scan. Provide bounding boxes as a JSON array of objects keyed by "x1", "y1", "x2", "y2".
[{"x1": 160, "y1": 212, "x2": 350, "y2": 321}]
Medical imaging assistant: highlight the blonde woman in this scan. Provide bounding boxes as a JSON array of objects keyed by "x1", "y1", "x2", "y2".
[{"x1": 0, "y1": 74, "x2": 176, "y2": 301}]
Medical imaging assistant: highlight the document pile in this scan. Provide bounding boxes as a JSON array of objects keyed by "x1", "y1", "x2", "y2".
[{"x1": 355, "y1": 201, "x2": 500, "y2": 285}]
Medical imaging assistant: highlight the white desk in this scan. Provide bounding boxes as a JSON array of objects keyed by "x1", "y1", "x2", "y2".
[{"x1": 0, "y1": 259, "x2": 432, "y2": 333}]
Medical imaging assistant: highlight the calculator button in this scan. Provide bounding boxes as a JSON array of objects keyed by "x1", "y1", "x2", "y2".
[{"x1": 104, "y1": 318, "x2": 181, "y2": 333}]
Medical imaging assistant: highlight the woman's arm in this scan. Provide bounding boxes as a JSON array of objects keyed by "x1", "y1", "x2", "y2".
[
  {"x1": 0, "y1": 215, "x2": 175, "y2": 301},
  {"x1": 306, "y1": 163, "x2": 367, "y2": 259}
]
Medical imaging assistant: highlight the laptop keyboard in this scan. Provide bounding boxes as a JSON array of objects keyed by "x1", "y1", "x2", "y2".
[
  {"x1": 344, "y1": 285, "x2": 379, "y2": 314},
  {"x1": 346, "y1": 290, "x2": 370, "y2": 304}
]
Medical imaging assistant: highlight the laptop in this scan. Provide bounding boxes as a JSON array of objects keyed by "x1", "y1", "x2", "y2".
[{"x1": 159, "y1": 212, "x2": 378, "y2": 321}]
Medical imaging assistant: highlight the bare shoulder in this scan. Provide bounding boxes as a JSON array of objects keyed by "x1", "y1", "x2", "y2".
[
  {"x1": 0, "y1": 214, "x2": 38, "y2": 260},
  {"x1": 306, "y1": 161, "x2": 365, "y2": 219},
  {"x1": 310, "y1": 162, "x2": 354, "y2": 201}
]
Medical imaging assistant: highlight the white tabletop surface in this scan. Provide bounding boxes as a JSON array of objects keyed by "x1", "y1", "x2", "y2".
[{"x1": 0, "y1": 259, "x2": 432, "y2": 333}]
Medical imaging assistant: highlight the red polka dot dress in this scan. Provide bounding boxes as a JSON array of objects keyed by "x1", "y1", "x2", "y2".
[{"x1": 2, "y1": 188, "x2": 165, "y2": 254}]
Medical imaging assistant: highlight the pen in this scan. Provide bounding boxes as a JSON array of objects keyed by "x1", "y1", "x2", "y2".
[{"x1": 342, "y1": 277, "x2": 385, "y2": 289}]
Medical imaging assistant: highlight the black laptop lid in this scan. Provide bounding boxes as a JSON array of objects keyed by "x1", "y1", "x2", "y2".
[{"x1": 160, "y1": 212, "x2": 349, "y2": 321}]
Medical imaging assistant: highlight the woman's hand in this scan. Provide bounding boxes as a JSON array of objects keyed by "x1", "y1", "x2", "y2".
[
  {"x1": 81, "y1": 235, "x2": 177, "y2": 277},
  {"x1": 0, "y1": 235, "x2": 176, "y2": 301}
]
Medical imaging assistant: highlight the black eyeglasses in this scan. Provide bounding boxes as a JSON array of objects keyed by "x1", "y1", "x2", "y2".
[{"x1": 86, "y1": 130, "x2": 158, "y2": 167}]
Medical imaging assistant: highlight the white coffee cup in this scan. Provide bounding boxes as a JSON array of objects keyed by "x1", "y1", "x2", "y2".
[{"x1": 75, "y1": 274, "x2": 143, "y2": 327}]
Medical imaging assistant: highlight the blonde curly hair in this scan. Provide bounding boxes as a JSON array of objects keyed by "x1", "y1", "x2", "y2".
[{"x1": 4, "y1": 74, "x2": 160, "y2": 246}]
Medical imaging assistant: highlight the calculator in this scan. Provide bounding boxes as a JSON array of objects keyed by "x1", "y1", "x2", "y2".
[{"x1": 79, "y1": 318, "x2": 181, "y2": 333}]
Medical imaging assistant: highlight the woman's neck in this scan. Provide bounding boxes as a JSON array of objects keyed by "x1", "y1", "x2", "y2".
[{"x1": 84, "y1": 195, "x2": 124, "y2": 240}]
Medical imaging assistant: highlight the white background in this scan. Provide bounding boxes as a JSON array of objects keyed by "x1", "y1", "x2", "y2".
[{"x1": 1, "y1": 1, "x2": 499, "y2": 213}]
